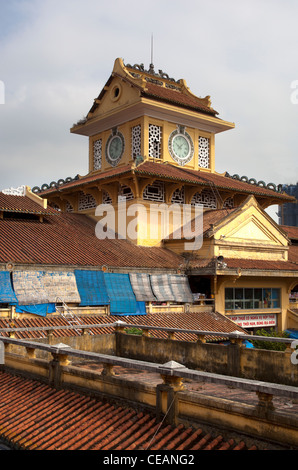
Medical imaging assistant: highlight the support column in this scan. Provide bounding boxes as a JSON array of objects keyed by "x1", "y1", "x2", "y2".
[
  {"x1": 156, "y1": 361, "x2": 186, "y2": 426},
  {"x1": 49, "y1": 343, "x2": 72, "y2": 389},
  {"x1": 256, "y1": 391, "x2": 275, "y2": 413},
  {"x1": 101, "y1": 363, "x2": 115, "y2": 377}
]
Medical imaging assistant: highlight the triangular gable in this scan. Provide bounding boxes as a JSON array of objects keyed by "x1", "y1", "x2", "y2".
[
  {"x1": 212, "y1": 196, "x2": 289, "y2": 247},
  {"x1": 86, "y1": 73, "x2": 141, "y2": 120}
]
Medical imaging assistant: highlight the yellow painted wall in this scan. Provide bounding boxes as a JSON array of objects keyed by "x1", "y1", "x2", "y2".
[
  {"x1": 88, "y1": 115, "x2": 214, "y2": 174},
  {"x1": 215, "y1": 275, "x2": 293, "y2": 330}
]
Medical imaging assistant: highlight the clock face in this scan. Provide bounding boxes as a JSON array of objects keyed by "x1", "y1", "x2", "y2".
[
  {"x1": 105, "y1": 132, "x2": 125, "y2": 166},
  {"x1": 172, "y1": 134, "x2": 191, "y2": 159},
  {"x1": 169, "y1": 128, "x2": 194, "y2": 166}
]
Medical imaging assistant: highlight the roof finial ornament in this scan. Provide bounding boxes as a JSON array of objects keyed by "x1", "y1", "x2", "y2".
[{"x1": 149, "y1": 33, "x2": 154, "y2": 73}]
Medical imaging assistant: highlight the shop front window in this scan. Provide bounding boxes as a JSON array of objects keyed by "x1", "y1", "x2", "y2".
[{"x1": 225, "y1": 287, "x2": 280, "y2": 310}]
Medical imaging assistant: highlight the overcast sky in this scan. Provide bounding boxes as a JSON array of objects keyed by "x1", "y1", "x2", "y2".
[{"x1": 0, "y1": 0, "x2": 297, "y2": 221}]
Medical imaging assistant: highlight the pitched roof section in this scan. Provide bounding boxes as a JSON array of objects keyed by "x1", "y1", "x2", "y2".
[
  {"x1": 84, "y1": 58, "x2": 219, "y2": 120},
  {"x1": 0, "y1": 193, "x2": 58, "y2": 216},
  {"x1": 281, "y1": 225, "x2": 298, "y2": 241},
  {"x1": 168, "y1": 208, "x2": 236, "y2": 241},
  {"x1": 0, "y1": 210, "x2": 182, "y2": 268},
  {"x1": 188, "y1": 245, "x2": 298, "y2": 272},
  {"x1": 134, "y1": 162, "x2": 294, "y2": 201},
  {"x1": 0, "y1": 311, "x2": 247, "y2": 341},
  {"x1": 141, "y1": 81, "x2": 218, "y2": 116},
  {"x1": 0, "y1": 370, "x2": 265, "y2": 450},
  {"x1": 34, "y1": 161, "x2": 294, "y2": 203}
]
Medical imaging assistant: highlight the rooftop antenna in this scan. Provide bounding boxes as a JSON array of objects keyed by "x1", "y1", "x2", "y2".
[{"x1": 149, "y1": 33, "x2": 154, "y2": 73}]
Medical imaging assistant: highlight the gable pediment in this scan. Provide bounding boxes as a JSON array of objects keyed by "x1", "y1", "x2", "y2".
[
  {"x1": 87, "y1": 75, "x2": 141, "y2": 120},
  {"x1": 209, "y1": 196, "x2": 290, "y2": 261},
  {"x1": 220, "y1": 215, "x2": 285, "y2": 245}
]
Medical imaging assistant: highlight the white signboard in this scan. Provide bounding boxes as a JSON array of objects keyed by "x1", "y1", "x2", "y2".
[{"x1": 229, "y1": 313, "x2": 277, "y2": 328}]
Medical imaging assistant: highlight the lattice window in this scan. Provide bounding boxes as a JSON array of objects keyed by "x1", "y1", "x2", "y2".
[
  {"x1": 78, "y1": 192, "x2": 97, "y2": 211},
  {"x1": 65, "y1": 202, "x2": 74, "y2": 213},
  {"x1": 50, "y1": 203, "x2": 61, "y2": 211},
  {"x1": 171, "y1": 187, "x2": 185, "y2": 204},
  {"x1": 198, "y1": 136, "x2": 210, "y2": 169},
  {"x1": 119, "y1": 185, "x2": 134, "y2": 201},
  {"x1": 102, "y1": 190, "x2": 112, "y2": 204},
  {"x1": 143, "y1": 180, "x2": 165, "y2": 202},
  {"x1": 93, "y1": 139, "x2": 102, "y2": 170},
  {"x1": 149, "y1": 124, "x2": 162, "y2": 159},
  {"x1": 191, "y1": 189, "x2": 217, "y2": 208},
  {"x1": 223, "y1": 197, "x2": 234, "y2": 209},
  {"x1": 132, "y1": 125, "x2": 141, "y2": 159}
]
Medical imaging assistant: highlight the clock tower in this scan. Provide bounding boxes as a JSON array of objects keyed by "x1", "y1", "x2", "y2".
[
  {"x1": 70, "y1": 57, "x2": 234, "y2": 175},
  {"x1": 34, "y1": 58, "x2": 291, "y2": 247}
]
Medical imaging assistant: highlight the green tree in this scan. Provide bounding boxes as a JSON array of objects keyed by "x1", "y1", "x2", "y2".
[{"x1": 251, "y1": 328, "x2": 290, "y2": 351}]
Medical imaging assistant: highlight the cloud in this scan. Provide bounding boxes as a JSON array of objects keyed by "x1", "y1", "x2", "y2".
[{"x1": 0, "y1": 0, "x2": 297, "y2": 199}]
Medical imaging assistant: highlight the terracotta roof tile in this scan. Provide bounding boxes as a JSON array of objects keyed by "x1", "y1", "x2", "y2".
[
  {"x1": 281, "y1": 225, "x2": 298, "y2": 241},
  {"x1": 141, "y1": 82, "x2": 218, "y2": 116},
  {"x1": 134, "y1": 162, "x2": 293, "y2": 201},
  {"x1": 189, "y1": 252, "x2": 298, "y2": 272},
  {"x1": 38, "y1": 164, "x2": 132, "y2": 195},
  {"x1": 220, "y1": 250, "x2": 298, "y2": 272},
  {"x1": 0, "y1": 211, "x2": 183, "y2": 268},
  {"x1": 0, "y1": 193, "x2": 58, "y2": 215},
  {"x1": 0, "y1": 368, "x2": 280, "y2": 449},
  {"x1": 0, "y1": 311, "x2": 247, "y2": 341},
  {"x1": 36, "y1": 161, "x2": 293, "y2": 203}
]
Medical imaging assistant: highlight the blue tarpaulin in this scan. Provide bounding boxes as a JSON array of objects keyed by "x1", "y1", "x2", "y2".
[
  {"x1": 285, "y1": 329, "x2": 298, "y2": 339},
  {"x1": 136, "y1": 301, "x2": 146, "y2": 315},
  {"x1": 15, "y1": 303, "x2": 56, "y2": 317},
  {"x1": 74, "y1": 270, "x2": 110, "y2": 306},
  {"x1": 244, "y1": 340, "x2": 254, "y2": 348},
  {"x1": 103, "y1": 272, "x2": 137, "y2": 315},
  {"x1": 0, "y1": 271, "x2": 17, "y2": 304}
]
